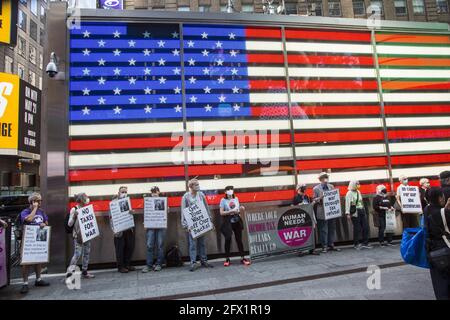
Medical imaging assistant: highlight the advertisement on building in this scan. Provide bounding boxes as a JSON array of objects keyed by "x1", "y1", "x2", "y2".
[
  {"x1": 0, "y1": 0, "x2": 18, "y2": 46},
  {"x1": 97, "y1": 0, "x2": 123, "y2": 9}
]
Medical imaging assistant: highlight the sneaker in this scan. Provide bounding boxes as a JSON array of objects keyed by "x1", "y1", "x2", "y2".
[
  {"x1": 354, "y1": 244, "x2": 362, "y2": 250},
  {"x1": 153, "y1": 265, "x2": 162, "y2": 272},
  {"x1": 141, "y1": 266, "x2": 151, "y2": 273},
  {"x1": 189, "y1": 262, "x2": 197, "y2": 272},
  {"x1": 328, "y1": 246, "x2": 341, "y2": 252},
  {"x1": 201, "y1": 261, "x2": 214, "y2": 268},
  {"x1": 379, "y1": 242, "x2": 386, "y2": 247},
  {"x1": 118, "y1": 268, "x2": 129, "y2": 273},
  {"x1": 224, "y1": 259, "x2": 231, "y2": 267},
  {"x1": 386, "y1": 242, "x2": 396, "y2": 247},
  {"x1": 20, "y1": 284, "x2": 29, "y2": 294},
  {"x1": 35, "y1": 279, "x2": 50, "y2": 287},
  {"x1": 241, "y1": 258, "x2": 251, "y2": 266},
  {"x1": 321, "y1": 247, "x2": 328, "y2": 253},
  {"x1": 361, "y1": 244, "x2": 373, "y2": 249},
  {"x1": 82, "y1": 271, "x2": 95, "y2": 279},
  {"x1": 127, "y1": 266, "x2": 136, "y2": 271}
]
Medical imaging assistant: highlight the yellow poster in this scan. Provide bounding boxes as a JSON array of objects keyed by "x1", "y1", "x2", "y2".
[
  {"x1": 0, "y1": 72, "x2": 20, "y2": 150},
  {"x1": 0, "y1": 0, "x2": 12, "y2": 45}
]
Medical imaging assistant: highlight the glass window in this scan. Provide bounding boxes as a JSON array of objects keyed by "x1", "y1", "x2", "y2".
[
  {"x1": 220, "y1": 5, "x2": 228, "y2": 12},
  {"x1": 40, "y1": 28, "x2": 44, "y2": 46},
  {"x1": 28, "y1": 70, "x2": 36, "y2": 86},
  {"x1": 436, "y1": 0, "x2": 449, "y2": 13},
  {"x1": 18, "y1": 10, "x2": 27, "y2": 31},
  {"x1": 29, "y1": 45, "x2": 37, "y2": 65},
  {"x1": 40, "y1": 5, "x2": 46, "y2": 23},
  {"x1": 394, "y1": 0, "x2": 407, "y2": 15},
  {"x1": 19, "y1": 0, "x2": 27, "y2": 5},
  {"x1": 369, "y1": 0, "x2": 384, "y2": 14},
  {"x1": 4, "y1": 56, "x2": 13, "y2": 74},
  {"x1": 39, "y1": 53, "x2": 43, "y2": 70},
  {"x1": 39, "y1": 76, "x2": 42, "y2": 90},
  {"x1": 309, "y1": 0, "x2": 323, "y2": 15},
  {"x1": 241, "y1": 4, "x2": 254, "y2": 12},
  {"x1": 328, "y1": 0, "x2": 342, "y2": 16},
  {"x1": 30, "y1": 20, "x2": 38, "y2": 41},
  {"x1": 17, "y1": 64, "x2": 25, "y2": 80},
  {"x1": 285, "y1": 3, "x2": 298, "y2": 14},
  {"x1": 413, "y1": 0, "x2": 425, "y2": 13},
  {"x1": 177, "y1": 6, "x2": 190, "y2": 11},
  {"x1": 199, "y1": 5, "x2": 210, "y2": 12},
  {"x1": 31, "y1": 0, "x2": 38, "y2": 15},
  {"x1": 353, "y1": 0, "x2": 366, "y2": 15},
  {"x1": 18, "y1": 36, "x2": 26, "y2": 58}
]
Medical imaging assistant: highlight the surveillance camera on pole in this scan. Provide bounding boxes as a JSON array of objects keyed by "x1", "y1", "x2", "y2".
[{"x1": 46, "y1": 52, "x2": 59, "y2": 78}]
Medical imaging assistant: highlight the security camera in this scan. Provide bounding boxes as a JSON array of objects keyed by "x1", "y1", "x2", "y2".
[{"x1": 46, "y1": 52, "x2": 58, "y2": 78}]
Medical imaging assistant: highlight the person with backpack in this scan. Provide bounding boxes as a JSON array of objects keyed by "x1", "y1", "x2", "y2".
[
  {"x1": 220, "y1": 186, "x2": 251, "y2": 267},
  {"x1": 345, "y1": 180, "x2": 371, "y2": 250},
  {"x1": 19, "y1": 192, "x2": 50, "y2": 294},
  {"x1": 142, "y1": 186, "x2": 167, "y2": 273},
  {"x1": 66, "y1": 192, "x2": 95, "y2": 279},
  {"x1": 373, "y1": 185, "x2": 395, "y2": 247},
  {"x1": 424, "y1": 187, "x2": 450, "y2": 300},
  {"x1": 181, "y1": 178, "x2": 214, "y2": 272}
]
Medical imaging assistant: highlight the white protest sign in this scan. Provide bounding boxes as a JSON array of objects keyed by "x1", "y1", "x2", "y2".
[
  {"x1": 21, "y1": 225, "x2": 51, "y2": 265},
  {"x1": 399, "y1": 186, "x2": 422, "y2": 214},
  {"x1": 77, "y1": 204, "x2": 100, "y2": 243},
  {"x1": 109, "y1": 197, "x2": 135, "y2": 233},
  {"x1": 144, "y1": 197, "x2": 168, "y2": 229},
  {"x1": 385, "y1": 208, "x2": 397, "y2": 233},
  {"x1": 183, "y1": 200, "x2": 214, "y2": 239},
  {"x1": 323, "y1": 189, "x2": 342, "y2": 220}
]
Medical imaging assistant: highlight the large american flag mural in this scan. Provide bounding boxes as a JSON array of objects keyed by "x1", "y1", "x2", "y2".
[{"x1": 68, "y1": 22, "x2": 450, "y2": 211}]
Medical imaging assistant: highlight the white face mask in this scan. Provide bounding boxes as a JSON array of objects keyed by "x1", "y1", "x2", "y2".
[
  {"x1": 192, "y1": 185, "x2": 200, "y2": 191},
  {"x1": 85, "y1": 197, "x2": 90, "y2": 205},
  {"x1": 402, "y1": 179, "x2": 408, "y2": 185},
  {"x1": 120, "y1": 192, "x2": 127, "y2": 198},
  {"x1": 226, "y1": 190, "x2": 234, "y2": 196}
]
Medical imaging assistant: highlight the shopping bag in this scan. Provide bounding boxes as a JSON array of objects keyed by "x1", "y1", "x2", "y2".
[
  {"x1": 385, "y1": 209, "x2": 397, "y2": 233},
  {"x1": 400, "y1": 226, "x2": 430, "y2": 269}
]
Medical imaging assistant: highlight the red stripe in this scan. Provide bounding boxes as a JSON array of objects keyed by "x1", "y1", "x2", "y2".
[
  {"x1": 388, "y1": 128, "x2": 450, "y2": 140},
  {"x1": 70, "y1": 136, "x2": 182, "y2": 151},
  {"x1": 285, "y1": 29, "x2": 371, "y2": 42},
  {"x1": 249, "y1": 79, "x2": 287, "y2": 90},
  {"x1": 245, "y1": 27, "x2": 282, "y2": 39},
  {"x1": 297, "y1": 156, "x2": 388, "y2": 170},
  {"x1": 251, "y1": 105, "x2": 381, "y2": 117},
  {"x1": 290, "y1": 80, "x2": 378, "y2": 90},
  {"x1": 247, "y1": 53, "x2": 285, "y2": 64},
  {"x1": 288, "y1": 54, "x2": 373, "y2": 65},
  {"x1": 385, "y1": 104, "x2": 450, "y2": 115},
  {"x1": 392, "y1": 153, "x2": 450, "y2": 166}
]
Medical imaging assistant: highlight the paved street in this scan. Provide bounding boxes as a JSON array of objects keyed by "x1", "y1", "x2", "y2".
[{"x1": 0, "y1": 242, "x2": 435, "y2": 300}]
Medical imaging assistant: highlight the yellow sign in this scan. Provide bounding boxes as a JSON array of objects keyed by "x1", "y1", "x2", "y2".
[
  {"x1": 0, "y1": 72, "x2": 20, "y2": 150},
  {"x1": 0, "y1": 0, "x2": 17, "y2": 45}
]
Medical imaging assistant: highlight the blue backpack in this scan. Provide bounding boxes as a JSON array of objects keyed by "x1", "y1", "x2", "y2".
[{"x1": 400, "y1": 216, "x2": 430, "y2": 269}]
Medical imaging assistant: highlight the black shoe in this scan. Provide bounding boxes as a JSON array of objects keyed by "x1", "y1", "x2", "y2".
[
  {"x1": 20, "y1": 284, "x2": 29, "y2": 294},
  {"x1": 298, "y1": 251, "x2": 306, "y2": 257},
  {"x1": 201, "y1": 261, "x2": 214, "y2": 268},
  {"x1": 310, "y1": 250, "x2": 320, "y2": 256},
  {"x1": 35, "y1": 279, "x2": 50, "y2": 287}
]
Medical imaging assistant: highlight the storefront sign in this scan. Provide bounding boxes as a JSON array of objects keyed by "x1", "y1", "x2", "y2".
[
  {"x1": 399, "y1": 186, "x2": 422, "y2": 214},
  {"x1": 0, "y1": 0, "x2": 18, "y2": 46},
  {"x1": 183, "y1": 201, "x2": 213, "y2": 239},
  {"x1": 144, "y1": 197, "x2": 168, "y2": 229},
  {"x1": 0, "y1": 227, "x2": 6, "y2": 287},
  {"x1": 21, "y1": 225, "x2": 51, "y2": 265},
  {"x1": 323, "y1": 189, "x2": 342, "y2": 220},
  {"x1": 246, "y1": 204, "x2": 315, "y2": 260},
  {"x1": 97, "y1": 0, "x2": 123, "y2": 9},
  {"x1": 77, "y1": 205, "x2": 100, "y2": 243},
  {"x1": 109, "y1": 197, "x2": 135, "y2": 233}
]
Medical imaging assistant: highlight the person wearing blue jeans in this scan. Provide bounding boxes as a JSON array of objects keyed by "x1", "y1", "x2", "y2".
[
  {"x1": 142, "y1": 186, "x2": 167, "y2": 273},
  {"x1": 181, "y1": 178, "x2": 214, "y2": 272}
]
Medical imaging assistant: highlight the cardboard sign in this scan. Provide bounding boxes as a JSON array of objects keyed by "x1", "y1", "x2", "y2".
[
  {"x1": 385, "y1": 209, "x2": 397, "y2": 233},
  {"x1": 144, "y1": 197, "x2": 168, "y2": 229},
  {"x1": 20, "y1": 225, "x2": 51, "y2": 265},
  {"x1": 323, "y1": 189, "x2": 342, "y2": 220},
  {"x1": 109, "y1": 197, "x2": 135, "y2": 233},
  {"x1": 76, "y1": 204, "x2": 100, "y2": 243},
  {"x1": 182, "y1": 201, "x2": 213, "y2": 239},
  {"x1": 0, "y1": 227, "x2": 7, "y2": 287},
  {"x1": 399, "y1": 186, "x2": 422, "y2": 214},
  {"x1": 246, "y1": 204, "x2": 315, "y2": 260}
]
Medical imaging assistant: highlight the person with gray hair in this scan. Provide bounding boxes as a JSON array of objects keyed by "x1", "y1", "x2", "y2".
[
  {"x1": 345, "y1": 181, "x2": 371, "y2": 249},
  {"x1": 181, "y1": 178, "x2": 214, "y2": 271},
  {"x1": 66, "y1": 192, "x2": 95, "y2": 280},
  {"x1": 419, "y1": 177, "x2": 431, "y2": 210}
]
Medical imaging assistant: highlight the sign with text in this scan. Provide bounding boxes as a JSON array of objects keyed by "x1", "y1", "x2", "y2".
[
  {"x1": 109, "y1": 197, "x2": 135, "y2": 233},
  {"x1": 0, "y1": 227, "x2": 6, "y2": 287},
  {"x1": 385, "y1": 208, "x2": 397, "y2": 233},
  {"x1": 246, "y1": 204, "x2": 315, "y2": 260},
  {"x1": 0, "y1": 0, "x2": 18, "y2": 46},
  {"x1": 323, "y1": 189, "x2": 342, "y2": 220},
  {"x1": 20, "y1": 225, "x2": 51, "y2": 265},
  {"x1": 144, "y1": 197, "x2": 168, "y2": 229},
  {"x1": 76, "y1": 204, "x2": 100, "y2": 243},
  {"x1": 97, "y1": 0, "x2": 123, "y2": 9},
  {"x1": 182, "y1": 201, "x2": 213, "y2": 239},
  {"x1": 399, "y1": 186, "x2": 422, "y2": 214}
]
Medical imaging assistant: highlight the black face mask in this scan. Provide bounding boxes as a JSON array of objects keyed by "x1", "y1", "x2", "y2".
[
  {"x1": 300, "y1": 187, "x2": 306, "y2": 193},
  {"x1": 381, "y1": 189, "x2": 387, "y2": 194}
]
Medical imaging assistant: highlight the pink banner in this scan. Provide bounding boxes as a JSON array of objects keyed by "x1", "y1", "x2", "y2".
[{"x1": 0, "y1": 228, "x2": 6, "y2": 287}]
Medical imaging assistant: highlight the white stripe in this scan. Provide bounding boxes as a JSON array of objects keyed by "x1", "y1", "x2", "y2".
[
  {"x1": 69, "y1": 175, "x2": 295, "y2": 197},
  {"x1": 69, "y1": 122, "x2": 184, "y2": 137},
  {"x1": 298, "y1": 169, "x2": 389, "y2": 185},
  {"x1": 246, "y1": 41, "x2": 283, "y2": 52},
  {"x1": 390, "y1": 141, "x2": 450, "y2": 154},
  {"x1": 293, "y1": 118, "x2": 383, "y2": 129},
  {"x1": 377, "y1": 45, "x2": 450, "y2": 56},
  {"x1": 380, "y1": 69, "x2": 450, "y2": 79},
  {"x1": 290, "y1": 93, "x2": 379, "y2": 103},
  {"x1": 248, "y1": 92, "x2": 289, "y2": 103},
  {"x1": 392, "y1": 165, "x2": 450, "y2": 179},
  {"x1": 383, "y1": 93, "x2": 450, "y2": 103},
  {"x1": 186, "y1": 119, "x2": 291, "y2": 131},
  {"x1": 248, "y1": 67, "x2": 285, "y2": 77},
  {"x1": 386, "y1": 117, "x2": 450, "y2": 127},
  {"x1": 295, "y1": 144, "x2": 385, "y2": 158},
  {"x1": 286, "y1": 42, "x2": 373, "y2": 54},
  {"x1": 288, "y1": 67, "x2": 376, "y2": 78}
]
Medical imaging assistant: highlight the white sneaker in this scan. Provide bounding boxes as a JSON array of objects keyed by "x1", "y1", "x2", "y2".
[{"x1": 141, "y1": 266, "x2": 151, "y2": 273}]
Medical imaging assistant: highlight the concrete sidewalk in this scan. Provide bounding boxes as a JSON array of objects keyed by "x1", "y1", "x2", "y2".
[{"x1": 0, "y1": 242, "x2": 434, "y2": 300}]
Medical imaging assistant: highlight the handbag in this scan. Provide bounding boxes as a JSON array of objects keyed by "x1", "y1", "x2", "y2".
[
  {"x1": 349, "y1": 191, "x2": 359, "y2": 215},
  {"x1": 400, "y1": 215, "x2": 430, "y2": 269},
  {"x1": 428, "y1": 208, "x2": 450, "y2": 272}
]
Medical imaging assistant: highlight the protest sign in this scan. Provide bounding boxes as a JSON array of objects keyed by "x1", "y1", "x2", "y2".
[
  {"x1": 77, "y1": 204, "x2": 100, "y2": 243},
  {"x1": 385, "y1": 208, "x2": 397, "y2": 233},
  {"x1": 20, "y1": 225, "x2": 51, "y2": 265},
  {"x1": 246, "y1": 204, "x2": 315, "y2": 260},
  {"x1": 323, "y1": 189, "x2": 342, "y2": 220},
  {"x1": 182, "y1": 201, "x2": 213, "y2": 239},
  {"x1": 144, "y1": 197, "x2": 168, "y2": 229},
  {"x1": 399, "y1": 186, "x2": 422, "y2": 214},
  {"x1": 109, "y1": 197, "x2": 135, "y2": 233},
  {"x1": 0, "y1": 227, "x2": 7, "y2": 287}
]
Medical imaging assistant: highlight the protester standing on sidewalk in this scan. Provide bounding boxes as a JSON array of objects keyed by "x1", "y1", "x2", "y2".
[
  {"x1": 313, "y1": 172, "x2": 340, "y2": 253},
  {"x1": 424, "y1": 187, "x2": 450, "y2": 300},
  {"x1": 440, "y1": 171, "x2": 450, "y2": 202},
  {"x1": 419, "y1": 178, "x2": 431, "y2": 210},
  {"x1": 181, "y1": 178, "x2": 214, "y2": 271},
  {"x1": 373, "y1": 185, "x2": 395, "y2": 247},
  {"x1": 345, "y1": 181, "x2": 371, "y2": 250},
  {"x1": 293, "y1": 184, "x2": 320, "y2": 256},
  {"x1": 396, "y1": 175, "x2": 419, "y2": 228},
  {"x1": 220, "y1": 186, "x2": 251, "y2": 267},
  {"x1": 67, "y1": 192, "x2": 95, "y2": 279},
  {"x1": 19, "y1": 193, "x2": 50, "y2": 294},
  {"x1": 111, "y1": 186, "x2": 136, "y2": 273},
  {"x1": 142, "y1": 186, "x2": 167, "y2": 273}
]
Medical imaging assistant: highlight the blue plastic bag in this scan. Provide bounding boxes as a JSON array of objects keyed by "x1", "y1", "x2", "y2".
[{"x1": 400, "y1": 226, "x2": 430, "y2": 269}]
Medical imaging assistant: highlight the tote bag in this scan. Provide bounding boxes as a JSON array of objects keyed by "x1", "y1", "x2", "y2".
[
  {"x1": 400, "y1": 218, "x2": 430, "y2": 269},
  {"x1": 385, "y1": 209, "x2": 397, "y2": 233}
]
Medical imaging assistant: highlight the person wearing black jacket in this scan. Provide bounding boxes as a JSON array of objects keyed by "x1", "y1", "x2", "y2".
[
  {"x1": 440, "y1": 170, "x2": 450, "y2": 202},
  {"x1": 419, "y1": 178, "x2": 431, "y2": 210},
  {"x1": 373, "y1": 185, "x2": 395, "y2": 246},
  {"x1": 424, "y1": 187, "x2": 450, "y2": 300}
]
